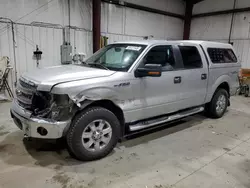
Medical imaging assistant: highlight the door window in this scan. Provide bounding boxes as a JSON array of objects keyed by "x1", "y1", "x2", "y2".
[
  {"x1": 178, "y1": 46, "x2": 202, "y2": 69},
  {"x1": 140, "y1": 45, "x2": 176, "y2": 71}
]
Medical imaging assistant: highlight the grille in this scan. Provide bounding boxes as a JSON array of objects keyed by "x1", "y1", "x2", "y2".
[
  {"x1": 17, "y1": 99, "x2": 31, "y2": 109},
  {"x1": 20, "y1": 92, "x2": 33, "y2": 100},
  {"x1": 19, "y1": 78, "x2": 37, "y2": 90},
  {"x1": 17, "y1": 78, "x2": 37, "y2": 109},
  {"x1": 16, "y1": 90, "x2": 33, "y2": 108}
]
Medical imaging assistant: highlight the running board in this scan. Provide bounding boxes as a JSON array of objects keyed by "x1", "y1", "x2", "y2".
[{"x1": 129, "y1": 107, "x2": 204, "y2": 132}]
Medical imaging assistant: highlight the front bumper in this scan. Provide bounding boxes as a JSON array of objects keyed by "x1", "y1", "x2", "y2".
[{"x1": 10, "y1": 99, "x2": 71, "y2": 139}]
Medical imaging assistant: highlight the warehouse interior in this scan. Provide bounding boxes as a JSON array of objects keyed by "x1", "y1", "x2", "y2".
[
  {"x1": 1, "y1": 0, "x2": 250, "y2": 187},
  {"x1": 0, "y1": 0, "x2": 250, "y2": 89}
]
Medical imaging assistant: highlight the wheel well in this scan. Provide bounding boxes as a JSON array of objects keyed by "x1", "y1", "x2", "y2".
[
  {"x1": 86, "y1": 99, "x2": 125, "y2": 134},
  {"x1": 217, "y1": 82, "x2": 230, "y2": 95}
]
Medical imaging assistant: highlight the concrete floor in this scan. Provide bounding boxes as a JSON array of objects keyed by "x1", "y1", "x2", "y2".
[{"x1": 0, "y1": 97, "x2": 250, "y2": 188}]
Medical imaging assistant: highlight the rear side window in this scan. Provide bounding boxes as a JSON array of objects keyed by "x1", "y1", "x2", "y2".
[
  {"x1": 178, "y1": 46, "x2": 202, "y2": 69},
  {"x1": 207, "y1": 48, "x2": 237, "y2": 63}
]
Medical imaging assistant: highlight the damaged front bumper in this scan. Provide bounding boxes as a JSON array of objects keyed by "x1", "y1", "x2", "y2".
[{"x1": 10, "y1": 99, "x2": 71, "y2": 139}]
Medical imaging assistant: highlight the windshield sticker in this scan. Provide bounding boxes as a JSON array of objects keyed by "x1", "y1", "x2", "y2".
[{"x1": 126, "y1": 46, "x2": 142, "y2": 51}]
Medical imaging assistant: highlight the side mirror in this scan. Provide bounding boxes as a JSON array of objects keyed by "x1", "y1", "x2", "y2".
[{"x1": 135, "y1": 64, "x2": 162, "y2": 78}]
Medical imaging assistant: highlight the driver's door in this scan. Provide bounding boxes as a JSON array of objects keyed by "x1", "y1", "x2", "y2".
[{"x1": 137, "y1": 45, "x2": 184, "y2": 119}]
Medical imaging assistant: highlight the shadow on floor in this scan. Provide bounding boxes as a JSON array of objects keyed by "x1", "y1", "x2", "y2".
[
  {"x1": 0, "y1": 114, "x2": 206, "y2": 168},
  {"x1": 121, "y1": 114, "x2": 206, "y2": 148}
]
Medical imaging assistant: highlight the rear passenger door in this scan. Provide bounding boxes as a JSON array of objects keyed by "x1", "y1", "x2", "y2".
[{"x1": 177, "y1": 45, "x2": 209, "y2": 109}]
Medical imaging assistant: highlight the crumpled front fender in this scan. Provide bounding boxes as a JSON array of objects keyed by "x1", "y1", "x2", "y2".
[{"x1": 69, "y1": 87, "x2": 121, "y2": 108}]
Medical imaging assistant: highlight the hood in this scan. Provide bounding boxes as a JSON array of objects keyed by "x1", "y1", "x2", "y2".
[{"x1": 21, "y1": 65, "x2": 115, "y2": 91}]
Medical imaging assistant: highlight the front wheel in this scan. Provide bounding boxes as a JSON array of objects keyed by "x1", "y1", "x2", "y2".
[
  {"x1": 66, "y1": 107, "x2": 120, "y2": 161},
  {"x1": 244, "y1": 85, "x2": 249, "y2": 97},
  {"x1": 206, "y1": 89, "x2": 229, "y2": 118}
]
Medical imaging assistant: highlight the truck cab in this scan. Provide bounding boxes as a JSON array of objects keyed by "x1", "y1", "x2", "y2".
[{"x1": 11, "y1": 40, "x2": 240, "y2": 161}]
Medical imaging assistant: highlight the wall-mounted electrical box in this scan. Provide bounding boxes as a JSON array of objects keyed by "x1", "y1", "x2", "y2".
[
  {"x1": 60, "y1": 44, "x2": 72, "y2": 64},
  {"x1": 33, "y1": 45, "x2": 42, "y2": 67}
]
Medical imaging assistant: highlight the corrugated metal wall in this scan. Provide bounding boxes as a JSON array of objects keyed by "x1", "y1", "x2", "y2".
[
  {"x1": 0, "y1": 0, "x2": 93, "y2": 91},
  {"x1": 101, "y1": 2, "x2": 184, "y2": 41},
  {"x1": 191, "y1": 0, "x2": 250, "y2": 68},
  {"x1": 125, "y1": 0, "x2": 185, "y2": 14},
  {"x1": 0, "y1": 22, "x2": 92, "y2": 84}
]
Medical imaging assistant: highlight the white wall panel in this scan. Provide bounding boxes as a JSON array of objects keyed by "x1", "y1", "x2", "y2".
[
  {"x1": 0, "y1": 0, "x2": 92, "y2": 30},
  {"x1": 0, "y1": 23, "x2": 12, "y2": 59},
  {"x1": 124, "y1": 0, "x2": 185, "y2": 15},
  {"x1": 107, "y1": 4, "x2": 124, "y2": 34},
  {"x1": 0, "y1": 0, "x2": 92, "y2": 91},
  {"x1": 102, "y1": 33, "x2": 143, "y2": 44},
  {"x1": 232, "y1": 12, "x2": 250, "y2": 39},
  {"x1": 193, "y1": 0, "x2": 250, "y2": 14},
  {"x1": 236, "y1": 0, "x2": 250, "y2": 9},
  {"x1": 125, "y1": 8, "x2": 183, "y2": 39},
  {"x1": 0, "y1": 0, "x2": 67, "y2": 25},
  {"x1": 167, "y1": 0, "x2": 185, "y2": 15},
  {"x1": 70, "y1": 29, "x2": 93, "y2": 58},
  {"x1": 190, "y1": 15, "x2": 231, "y2": 40},
  {"x1": 164, "y1": 16, "x2": 184, "y2": 40},
  {"x1": 70, "y1": 0, "x2": 92, "y2": 30},
  {"x1": 227, "y1": 39, "x2": 250, "y2": 68},
  {"x1": 101, "y1": 2, "x2": 184, "y2": 41},
  {"x1": 193, "y1": 0, "x2": 234, "y2": 14},
  {"x1": 101, "y1": 3, "x2": 108, "y2": 33},
  {"x1": 125, "y1": 8, "x2": 165, "y2": 38},
  {"x1": 0, "y1": 23, "x2": 92, "y2": 86}
]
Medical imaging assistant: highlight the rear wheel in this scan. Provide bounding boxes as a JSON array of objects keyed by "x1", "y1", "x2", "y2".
[
  {"x1": 206, "y1": 89, "x2": 229, "y2": 118},
  {"x1": 244, "y1": 85, "x2": 249, "y2": 97},
  {"x1": 66, "y1": 107, "x2": 120, "y2": 161}
]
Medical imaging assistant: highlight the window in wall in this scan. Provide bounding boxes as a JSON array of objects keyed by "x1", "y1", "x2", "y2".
[
  {"x1": 207, "y1": 48, "x2": 237, "y2": 63},
  {"x1": 141, "y1": 45, "x2": 176, "y2": 71},
  {"x1": 178, "y1": 46, "x2": 202, "y2": 69}
]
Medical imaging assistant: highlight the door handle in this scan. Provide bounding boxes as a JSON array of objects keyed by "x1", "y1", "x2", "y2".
[
  {"x1": 201, "y1": 73, "x2": 207, "y2": 80},
  {"x1": 174, "y1": 76, "x2": 181, "y2": 84}
]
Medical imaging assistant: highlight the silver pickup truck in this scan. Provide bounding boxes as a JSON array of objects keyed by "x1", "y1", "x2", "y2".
[{"x1": 11, "y1": 40, "x2": 240, "y2": 161}]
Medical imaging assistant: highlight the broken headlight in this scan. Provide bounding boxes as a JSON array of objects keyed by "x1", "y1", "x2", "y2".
[
  {"x1": 32, "y1": 93, "x2": 74, "y2": 121},
  {"x1": 50, "y1": 94, "x2": 73, "y2": 120}
]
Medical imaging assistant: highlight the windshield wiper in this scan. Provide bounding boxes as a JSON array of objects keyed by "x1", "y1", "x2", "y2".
[{"x1": 87, "y1": 63, "x2": 110, "y2": 70}]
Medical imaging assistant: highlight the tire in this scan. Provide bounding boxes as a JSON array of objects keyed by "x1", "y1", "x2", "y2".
[
  {"x1": 66, "y1": 107, "x2": 120, "y2": 161},
  {"x1": 206, "y1": 88, "x2": 229, "y2": 119},
  {"x1": 55, "y1": 138, "x2": 79, "y2": 159},
  {"x1": 244, "y1": 86, "x2": 249, "y2": 97}
]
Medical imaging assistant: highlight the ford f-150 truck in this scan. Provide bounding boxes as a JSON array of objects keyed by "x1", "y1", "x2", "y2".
[{"x1": 11, "y1": 40, "x2": 240, "y2": 161}]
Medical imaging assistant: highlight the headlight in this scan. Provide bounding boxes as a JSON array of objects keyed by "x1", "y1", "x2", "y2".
[
  {"x1": 50, "y1": 94, "x2": 73, "y2": 120},
  {"x1": 33, "y1": 93, "x2": 74, "y2": 120}
]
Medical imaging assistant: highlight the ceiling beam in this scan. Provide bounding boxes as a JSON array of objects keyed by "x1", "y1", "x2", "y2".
[
  {"x1": 93, "y1": 0, "x2": 101, "y2": 53},
  {"x1": 102, "y1": 0, "x2": 184, "y2": 19},
  {"x1": 193, "y1": 7, "x2": 250, "y2": 18},
  {"x1": 192, "y1": 0, "x2": 204, "y2": 4},
  {"x1": 183, "y1": 0, "x2": 204, "y2": 4},
  {"x1": 183, "y1": 1, "x2": 194, "y2": 40}
]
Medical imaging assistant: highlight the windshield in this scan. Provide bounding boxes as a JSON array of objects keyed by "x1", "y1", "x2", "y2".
[{"x1": 85, "y1": 44, "x2": 146, "y2": 71}]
